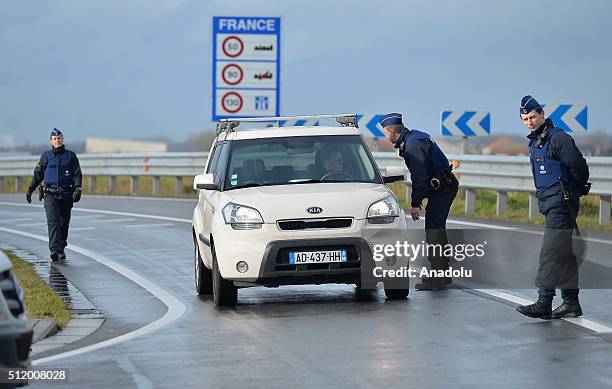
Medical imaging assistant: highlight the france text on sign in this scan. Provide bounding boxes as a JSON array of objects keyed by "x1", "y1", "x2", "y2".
[
  {"x1": 541, "y1": 104, "x2": 588, "y2": 132},
  {"x1": 441, "y1": 111, "x2": 491, "y2": 137},
  {"x1": 212, "y1": 16, "x2": 280, "y2": 120}
]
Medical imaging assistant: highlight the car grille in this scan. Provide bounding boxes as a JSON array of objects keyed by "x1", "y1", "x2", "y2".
[
  {"x1": 277, "y1": 218, "x2": 353, "y2": 231},
  {"x1": 0, "y1": 270, "x2": 25, "y2": 317}
]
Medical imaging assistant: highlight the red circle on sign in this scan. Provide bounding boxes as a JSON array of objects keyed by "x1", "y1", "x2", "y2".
[
  {"x1": 222, "y1": 35, "x2": 244, "y2": 58},
  {"x1": 221, "y1": 64, "x2": 243, "y2": 85},
  {"x1": 221, "y1": 92, "x2": 243, "y2": 113}
]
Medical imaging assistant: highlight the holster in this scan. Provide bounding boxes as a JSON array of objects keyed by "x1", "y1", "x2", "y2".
[{"x1": 429, "y1": 165, "x2": 456, "y2": 192}]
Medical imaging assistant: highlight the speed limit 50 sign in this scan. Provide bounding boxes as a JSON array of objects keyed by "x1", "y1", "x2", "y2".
[{"x1": 212, "y1": 17, "x2": 280, "y2": 120}]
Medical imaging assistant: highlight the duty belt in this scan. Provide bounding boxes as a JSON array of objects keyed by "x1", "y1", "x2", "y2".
[
  {"x1": 43, "y1": 186, "x2": 73, "y2": 194},
  {"x1": 429, "y1": 165, "x2": 455, "y2": 191}
]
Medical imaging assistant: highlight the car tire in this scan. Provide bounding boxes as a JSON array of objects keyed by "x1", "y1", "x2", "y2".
[
  {"x1": 384, "y1": 288, "x2": 409, "y2": 299},
  {"x1": 212, "y1": 245, "x2": 238, "y2": 306},
  {"x1": 194, "y1": 239, "x2": 212, "y2": 296},
  {"x1": 384, "y1": 277, "x2": 410, "y2": 299}
]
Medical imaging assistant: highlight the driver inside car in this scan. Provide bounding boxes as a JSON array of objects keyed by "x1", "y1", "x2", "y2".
[{"x1": 322, "y1": 148, "x2": 345, "y2": 174}]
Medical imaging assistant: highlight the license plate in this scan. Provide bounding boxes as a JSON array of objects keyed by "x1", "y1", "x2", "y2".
[{"x1": 289, "y1": 250, "x2": 348, "y2": 264}]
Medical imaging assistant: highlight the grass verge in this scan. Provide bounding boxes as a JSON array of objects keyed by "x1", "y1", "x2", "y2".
[{"x1": 4, "y1": 250, "x2": 72, "y2": 329}]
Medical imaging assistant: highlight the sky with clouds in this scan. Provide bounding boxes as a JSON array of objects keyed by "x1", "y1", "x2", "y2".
[{"x1": 1, "y1": 0, "x2": 611, "y2": 146}]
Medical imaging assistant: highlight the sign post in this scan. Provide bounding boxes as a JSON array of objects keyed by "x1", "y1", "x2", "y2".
[{"x1": 212, "y1": 17, "x2": 281, "y2": 120}]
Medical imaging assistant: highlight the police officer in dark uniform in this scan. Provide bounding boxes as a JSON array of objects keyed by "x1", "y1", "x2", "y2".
[
  {"x1": 380, "y1": 113, "x2": 459, "y2": 290},
  {"x1": 516, "y1": 96, "x2": 590, "y2": 319},
  {"x1": 26, "y1": 128, "x2": 82, "y2": 261}
]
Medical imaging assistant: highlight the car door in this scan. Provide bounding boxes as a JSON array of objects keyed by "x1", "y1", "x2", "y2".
[{"x1": 200, "y1": 142, "x2": 228, "y2": 261}]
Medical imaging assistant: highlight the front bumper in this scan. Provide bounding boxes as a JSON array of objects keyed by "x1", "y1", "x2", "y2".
[{"x1": 211, "y1": 217, "x2": 408, "y2": 286}]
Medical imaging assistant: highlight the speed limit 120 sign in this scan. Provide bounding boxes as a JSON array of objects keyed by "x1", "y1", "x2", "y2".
[{"x1": 212, "y1": 16, "x2": 280, "y2": 120}]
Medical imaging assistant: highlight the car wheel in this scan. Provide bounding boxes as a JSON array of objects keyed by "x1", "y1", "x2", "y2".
[
  {"x1": 384, "y1": 277, "x2": 410, "y2": 299},
  {"x1": 212, "y1": 245, "x2": 237, "y2": 306},
  {"x1": 384, "y1": 288, "x2": 409, "y2": 299},
  {"x1": 194, "y1": 239, "x2": 212, "y2": 295}
]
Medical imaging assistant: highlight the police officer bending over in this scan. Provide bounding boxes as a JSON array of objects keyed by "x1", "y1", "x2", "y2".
[
  {"x1": 516, "y1": 96, "x2": 590, "y2": 319},
  {"x1": 26, "y1": 128, "x2": 82, "y2": 261},
  {"x1": 381, "y1": 113, "x2": 459, "y2": 290}
]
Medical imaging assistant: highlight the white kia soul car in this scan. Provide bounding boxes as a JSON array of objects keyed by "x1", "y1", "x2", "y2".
[{"x1": 192, "y1": 114, "x2": 410, "y2": 306}]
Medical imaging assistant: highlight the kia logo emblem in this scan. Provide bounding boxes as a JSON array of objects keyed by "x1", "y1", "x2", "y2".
[{"x1": 307, "y1": 207, "x2": 323, "y2": 214}]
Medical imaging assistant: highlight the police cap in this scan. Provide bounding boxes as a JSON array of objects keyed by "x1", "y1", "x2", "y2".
[
  {"x1": 379, "y1": 113, "x2": 403, "y2": 128},
  {"x1": 520, "y1": 95, "x2": 542, "y2": 115}
]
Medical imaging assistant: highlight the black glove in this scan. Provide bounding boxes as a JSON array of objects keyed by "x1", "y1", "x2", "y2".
[
  {"x1": 579, "y1": 182, "x2": 592, "y2": 197},
  {"x1": 72, "y1": 187, "x2": 82, "y2": 203},
  {"x1": 26, "y1": 190, "x2": 32, "y2": 204}
]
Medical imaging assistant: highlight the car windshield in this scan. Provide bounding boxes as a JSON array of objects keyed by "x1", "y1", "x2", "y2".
[{"x1": 224, "y1": 135, "x2": 380, "y2": 189}]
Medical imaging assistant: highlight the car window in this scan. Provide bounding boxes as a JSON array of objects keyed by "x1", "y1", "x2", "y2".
[
  {"x1": 206, "y1": 144, "x2": 223, "y2": 175},
  {"x1": 214, "y1": 143, "x2": 230, "y2": 186},
  {"x1": 224, "y1": 135, "x2": 380, "y2": 189}
]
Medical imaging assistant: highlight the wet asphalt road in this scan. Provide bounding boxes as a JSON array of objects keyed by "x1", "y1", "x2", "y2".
[{"x1": 2, "y1": 193, "x2": 612, "y2": 388}]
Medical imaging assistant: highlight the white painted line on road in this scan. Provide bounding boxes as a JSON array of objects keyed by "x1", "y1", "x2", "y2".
[
  {"x1": 474, "y1": 289, "x2": 612, "y2": 334},
  {"x1": 447, "y1": 217, "x2": 612, "y2": 246},
  {"x1": 70, "y1": 227, "x2": 97, "y2": 231},
  {"x1": 0, "y1": 218, "x2": 35, "y2": 223},
  {"x1": 73, "y1": 207, "x2": 191, "y2": 223},
  {"x1": 447, "y1": 219, "x2": 518, "y2": 230},
  {"x1": 85, "y1": 194, "x2": 196, "y2": 203},
  {"x1": 0, "y1": 226, "x2": 187, "y2": 365},
  {"x1": 124, "y1": 223, "x2": 174, "y2": 228},
  {"x1": 90, "y1": 218, "x2": 136, "y2": 223},
  {"x1": 16, "y1": 222, "x2": 46, "y2": 227},
  {"x1": 0, "y1": 201, "x2": 191, "y2": 224}
]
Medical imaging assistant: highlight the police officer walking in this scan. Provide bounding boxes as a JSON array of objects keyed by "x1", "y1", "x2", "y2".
[
  {"x1": 26, "y1": 128, "x2": 82, "y2": 261},
  {"x1": 380, "y1": 113, "x2": 459, "y2": 290},
  {"x1": 516, "y1": 96, "x2": 590, "y2": 319}
]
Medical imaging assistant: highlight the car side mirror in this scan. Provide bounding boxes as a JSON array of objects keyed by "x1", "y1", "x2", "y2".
[
  {"x1": 383, "y1": 166, "x2": 406, "y2": 183},
  {"x1": 194, "y1": 173, "x2": 219, "y2": 191}
]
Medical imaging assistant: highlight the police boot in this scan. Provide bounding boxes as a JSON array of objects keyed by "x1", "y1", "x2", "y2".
[
  {"x1": 415, "y1": 276, "x2": 449, "y2": 291},
  {"x1": 551, "y1": 299, "x2": 583, "y2": 319},
  {"x1": 58, "y1": 249, "x2": 66, "y2": 260},
  {"x1": 50, "y1": 251, "x2": 60, "y2": 262},
  {"x1": 516, "y1": 296, "x2": 553, "y2": 320}
]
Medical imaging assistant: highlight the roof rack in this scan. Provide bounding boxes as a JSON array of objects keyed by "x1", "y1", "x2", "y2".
[{"x1": 216, "y1": 113, "x2": 358, "y2": 135}]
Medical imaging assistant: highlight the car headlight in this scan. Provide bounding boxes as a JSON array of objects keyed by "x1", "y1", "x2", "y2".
[
  {"x1": 367, "y1": 196, "x2": 399, "y2": 224},
  {"x1": 222, "y1": 203, "x2": 264, "y2": 230}
]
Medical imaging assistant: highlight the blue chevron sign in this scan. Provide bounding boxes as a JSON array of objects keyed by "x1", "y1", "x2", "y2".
[
  {"x1": 441, "y1": 111, "x2": 491, "y2": 137},
  {"x1": 355, "y1": 114, "x2": 385, "y2": 137},
  {"x1": 541, "y1": 104, "x2": 588, "y2": 132},
  {"x1": 277, "y1": 114, "x2": 387, "y2": 137}
]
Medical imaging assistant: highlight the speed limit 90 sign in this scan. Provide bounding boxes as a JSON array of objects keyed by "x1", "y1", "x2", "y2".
[{"x1": 221, "y1": 64, "x2": 243, "y2": 85}]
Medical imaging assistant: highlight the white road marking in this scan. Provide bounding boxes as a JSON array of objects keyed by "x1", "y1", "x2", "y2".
[
  {"x1": 90, "y1": 218, "x2": 136, "y2": 223},
  {"x1": 0, "y1": 217, "x2": 35, "y2": 223},
  {"x1": 0, "y1": 226, "x2": 187, "y2": 365},
  {"x1": 16, "y1": 222, "x2": 47, "y2": 227},
  {"x1": 70, "y1": 227, "x2": 97, "y2": 231},
  {"x1": 474, "y1": 289, "x2": 612, "y2": 334},
  {"x1": 0, "y1": 202, "x2": 191, "y2": 223},
  {"x1": 447, "y1": 218, "x2": 518, "y2": 230},
  {"x1": 124, "y1": 223, "x2": 174, "y2": 228},
  {"x1": 85, "y1": 194, "x2": 196, "y2": 203}
]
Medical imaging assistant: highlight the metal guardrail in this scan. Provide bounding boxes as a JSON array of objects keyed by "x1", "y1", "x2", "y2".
[{"x1": 1, "y1": 152, "x2": 610, "y2": 224}]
